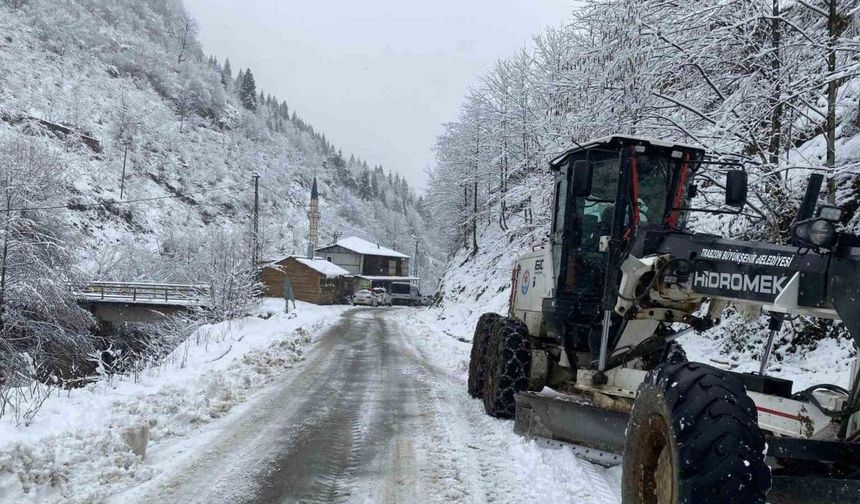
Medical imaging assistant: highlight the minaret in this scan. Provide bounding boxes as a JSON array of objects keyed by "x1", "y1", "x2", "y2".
[{"x1": 307, "y1": 176, "x2": 320, "y2": 258}]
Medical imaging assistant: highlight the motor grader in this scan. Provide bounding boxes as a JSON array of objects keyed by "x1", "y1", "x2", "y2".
[{"x1": 467, "y1": 135, "x2": 860, "y2": 503}]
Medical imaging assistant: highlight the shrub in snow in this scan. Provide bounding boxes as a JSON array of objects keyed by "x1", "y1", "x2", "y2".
[{"x1": 0, "y1": 137, "x2": 95, "y2": 422}]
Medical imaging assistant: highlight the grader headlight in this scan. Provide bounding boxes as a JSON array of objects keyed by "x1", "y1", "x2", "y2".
[
  {"x1": 809, "y1": 220, "x2": 837, "y2": 247},
  {"x1": 793, "y1": 218, "x2": 838, "y2": 249}
]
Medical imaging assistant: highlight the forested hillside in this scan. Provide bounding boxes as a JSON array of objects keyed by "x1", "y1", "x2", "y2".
[
  {"x1": 427, "y1": 0, "x2": 860, "y2": 365},
  {"x1": 0, "y1": 0, "x2": 440, "y2": 393}
]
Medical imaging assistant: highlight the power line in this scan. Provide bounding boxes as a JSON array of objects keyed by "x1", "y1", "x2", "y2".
[{"x1": 1, "y1": 183, "x2": 247, "y2": 213}]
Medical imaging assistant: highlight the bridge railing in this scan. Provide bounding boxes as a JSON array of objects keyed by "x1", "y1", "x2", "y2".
[{"x1": 70, "y1": 281, "x2": 211, "y2": 306}]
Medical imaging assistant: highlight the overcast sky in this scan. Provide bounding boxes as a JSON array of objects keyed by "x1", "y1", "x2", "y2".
[{"x1": 183, "y1": 0, "x2": 575, "y2": 190}]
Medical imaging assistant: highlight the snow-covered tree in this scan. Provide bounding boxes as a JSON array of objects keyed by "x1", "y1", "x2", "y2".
[{"x1": 239, "y1": 69, "x2": 258, "y2": 111}]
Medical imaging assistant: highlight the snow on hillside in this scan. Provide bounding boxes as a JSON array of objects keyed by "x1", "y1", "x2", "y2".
[
  {"x1": 424, "y1": 218, "x2": 542, "y2": 340},
  {"x1": 0, "y1": 0, "x2": 441, "y2": 284},
  {"x1": 0, "y1": 300, "x2": 349, "y2": 504}
]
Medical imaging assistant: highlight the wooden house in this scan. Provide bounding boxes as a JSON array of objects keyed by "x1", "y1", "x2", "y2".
[
  {"x1": 315, "y1": 237, "x2": 409, "y2": 276},
  {"x1": 261, "y1": 256, "x2": 351, "y2": 305}
]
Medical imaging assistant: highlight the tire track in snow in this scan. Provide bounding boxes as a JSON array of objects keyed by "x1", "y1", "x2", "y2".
[
  {"x1": 396, "y1": 314, "x2": 622, "y2": 504},
  {"x1": 400, "y1": 336, "x2": 523, "y2": 503},
  {"x1": 277, "y1": 334, "x2": 375, "y2": 503}
]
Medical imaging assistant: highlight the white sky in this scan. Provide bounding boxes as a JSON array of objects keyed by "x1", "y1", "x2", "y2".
[{"x1": 183, "y1": 0, "x2": 575, "y2": 191}]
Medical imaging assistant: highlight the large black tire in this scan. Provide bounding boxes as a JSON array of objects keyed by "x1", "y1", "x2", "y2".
[
  {"x1": 622, "y1": 362, "x2": 770, "y2": 504},
  {"x1": 467, "y1": 313, "x2": 503, "y2": 398},
  {"x1": 482, "y1": 317, "x2": 531, "y2": 418}
]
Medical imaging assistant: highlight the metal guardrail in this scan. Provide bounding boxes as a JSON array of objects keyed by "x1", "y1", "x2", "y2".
[{"x1": 70, "y1": 281, "x2": 211, "y2": 306}]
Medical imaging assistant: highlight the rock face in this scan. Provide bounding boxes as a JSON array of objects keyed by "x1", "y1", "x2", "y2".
[{"x1": 121, "y1": 424, "x2": 150, "y2": 459}]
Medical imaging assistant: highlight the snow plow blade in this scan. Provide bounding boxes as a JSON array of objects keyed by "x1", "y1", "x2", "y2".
[
  {"x1": 513, "y1": 392, "x2": 628, "y2": 462},
  {"x1": 769, "y1": 477, "x2": 860, "y2": 504}
]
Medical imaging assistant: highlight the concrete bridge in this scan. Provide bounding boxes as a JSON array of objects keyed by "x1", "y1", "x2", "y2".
[{"x1": 71, "y1": 281, "x2": 211, "y2": 323}]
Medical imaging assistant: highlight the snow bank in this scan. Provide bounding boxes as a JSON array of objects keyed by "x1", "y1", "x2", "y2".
[
  {"x1": 0, "y1": 300, "x2": 349, "y2": 503},
  {"x1": 403, "y1": 310, "x2": 623, "y2": 503},
  {"x1": 421, "y1": 220, "x2": 540, "y2": 341}
]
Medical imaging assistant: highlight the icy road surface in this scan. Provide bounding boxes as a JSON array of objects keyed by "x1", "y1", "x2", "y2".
[{"x1": 122, "y1": 307, "x2": 621, "y2": 503}]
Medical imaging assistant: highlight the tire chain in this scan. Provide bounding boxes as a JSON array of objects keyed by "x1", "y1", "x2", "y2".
[
  {"x1": 482, "y1": 317, "x2": 531, "y2": 418},
  {"x1": 468, "y1": 313, "x2": 502, "y2": 398}
]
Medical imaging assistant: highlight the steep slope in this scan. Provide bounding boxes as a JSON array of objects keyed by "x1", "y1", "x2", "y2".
[{"x1": 0, "y1": 0, "x2": 441, "y2": 284}]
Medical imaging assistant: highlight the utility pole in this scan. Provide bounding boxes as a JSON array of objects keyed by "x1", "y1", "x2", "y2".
[
  {"x1": 413, "y1": 237, "x2": 420, "y2": 278},
  {"x1": 252, "y1": 173, "x2": 260, "y2": 268},
  {"x1": 120, "y1": 141, "x2": 129, "y2": 199}
]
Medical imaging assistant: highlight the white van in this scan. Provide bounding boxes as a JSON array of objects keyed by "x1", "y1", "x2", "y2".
[{"x1": 389, "y1": 282, "x2": 419, "y2": 306}]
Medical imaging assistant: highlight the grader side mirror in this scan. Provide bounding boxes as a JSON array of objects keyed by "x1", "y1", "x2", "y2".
[
  {"x1": 725, "y1": 170, "x2": 748, "y2": 208},
  {"x1": 570, "y1": 160, "x2": 594, "y2": 197}
]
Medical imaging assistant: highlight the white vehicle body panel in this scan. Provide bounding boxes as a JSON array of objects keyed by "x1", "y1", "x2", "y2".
[
  {"x1": 510, "y1": 247, "x2": 553, "y2": 337},
  {"x1": 575, "y1": 367, "x2": 846, "y2": 441}
]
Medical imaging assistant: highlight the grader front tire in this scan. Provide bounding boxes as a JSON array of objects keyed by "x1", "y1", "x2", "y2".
[
  {"x1": 482, "y1": 317, "x2": 531, "y2": 419},
  {"x1": 467, "y1": 313, "x2": 502, "y2": 398},
  {"x1": 622, "y1": 362, "x2": 770, "y2": 504}
]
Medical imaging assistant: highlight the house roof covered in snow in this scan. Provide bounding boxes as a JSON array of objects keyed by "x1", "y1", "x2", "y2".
[
  {"x1": 293, "y1": 257, "x2": 350, "y2": 278},
  {"x1": 266, "y1": 256, "x2": 350, "y2": 278},
  {"x1": 317, "y1": 236, "x2": 409, "y2": 259}
]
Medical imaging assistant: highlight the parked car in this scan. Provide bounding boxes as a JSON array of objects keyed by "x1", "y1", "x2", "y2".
[
  {"x1": 371, "y1": 287, "x2": 392, "y2": 306},
  {"x1": 389, "y1": 282, "x2": 419, "y2": 305},
  {"x1": 352, "y1": 289, "x2": 379, "y2": 306}
]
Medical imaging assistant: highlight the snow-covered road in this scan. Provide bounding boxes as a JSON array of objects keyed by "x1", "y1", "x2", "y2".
[{"x1": 115, "y1": 307, "x2": 621, "y2": 504}]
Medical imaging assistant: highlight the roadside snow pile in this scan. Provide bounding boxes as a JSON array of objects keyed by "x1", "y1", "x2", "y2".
[
  {"x1": 402, "y1": 313, "x2": 623, "y2": 503},
  {"x1": 0, "y1": 300, "x2": 348, "y2": 504}
]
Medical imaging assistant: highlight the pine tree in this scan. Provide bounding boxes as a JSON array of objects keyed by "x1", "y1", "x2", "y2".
[
  {"x1": 358, "y1": 169, "x2": 372, "y2": 199},
  {"x1": 221, "y1": 59, "x2": 233, "y2": 91},
  {"x1": 240, "y1": 69, "x2": 258, "y2": 111},
  {"x1": 371, "y1": 172, "x2": 382, "y2": 198},
  {"x1": 235, "y1": 68, "x2": 244, "y2": 91}
]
